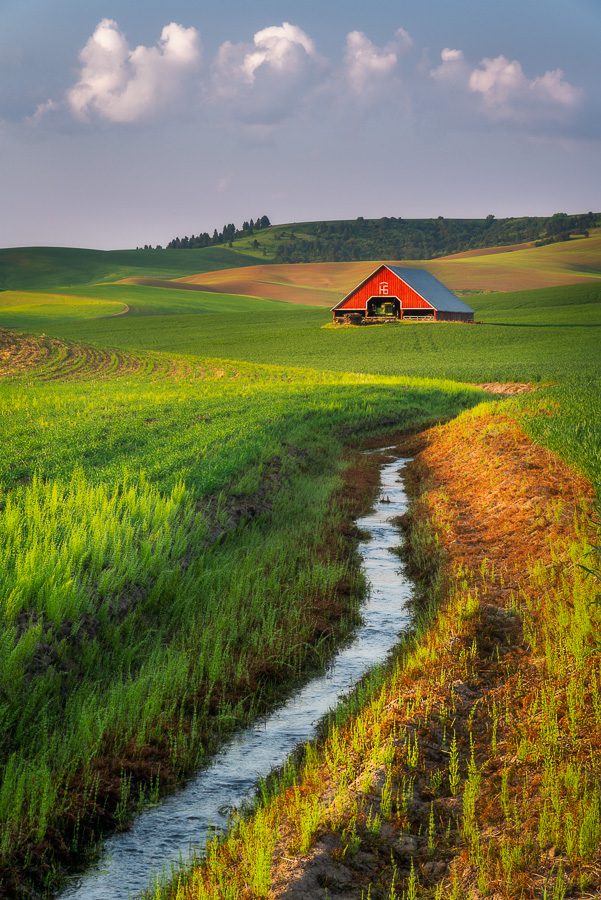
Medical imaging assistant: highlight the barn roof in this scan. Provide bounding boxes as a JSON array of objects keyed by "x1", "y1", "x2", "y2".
[
  {"x1": 332, "y1": 264, "x2": 474, "y2": 314},
  {"x1": 386, "y1": 266, "x2": 474, "y2": 314}
]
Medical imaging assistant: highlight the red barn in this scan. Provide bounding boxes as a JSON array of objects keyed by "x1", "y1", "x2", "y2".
[{"x1": 331, "y1": 265, "x2": 474, "y2": 323}]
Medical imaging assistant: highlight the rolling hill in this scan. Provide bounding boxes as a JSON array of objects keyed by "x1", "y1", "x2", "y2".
[
  {"x1": 0, "y1": 245, "x2": 264, "y2": 292},
  {"x1": 1, "y1": 216, "x2": 600, "y2": 899},
  {"x1": 123, "y1": 230, "x2": 601, "y2": 306},
  {"x1": 166, "y1": 212, "x2": 600, "y2": 263}
]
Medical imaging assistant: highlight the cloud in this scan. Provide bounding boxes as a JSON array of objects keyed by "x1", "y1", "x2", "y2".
[
  {"x1": 468, "y1": 55, "x2": 581, "y2": 120},
  {"x1": 212, "y1": 22, "x2": 322, "y2": 123},
  {"x1": 345, "y1": 28, "x2": 412, "y2": 96},
  {"x1": 430, "y1": 47, "x2": 467, "y2": 83},
  {"x1": 27, "y1": 98, "x2": 60, "y2": 125},
  {"x1": 31, "y1": 20, "x2": 582, "y2": 139},
  {"x1": 67, "y1": 19, "x2": 201, "y2": 123},
  {"x1": 430, "y1": 47, "x2": 581, "y2": 126},
  {"x1": 441, "y1": 48, "x2": 463, "y2": 63}
]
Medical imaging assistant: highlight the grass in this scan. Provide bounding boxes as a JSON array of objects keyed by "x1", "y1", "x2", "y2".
[
  {"x1": 0, "y1": 290, "x2": 127, "y2": 325},
  {"x1": 156, "y1": 408, "x2": 599, "y2": 899},
  {"x1": 0, "y1": 233, "x2": 599, "y2": 895},
  {"x1": 1, "y1": 281, "x2": 598, "y2": 386},
  {"x1": 2, "y1": 226, "x2": 600, "y2": 300},
  {"x1": 0, "y1": 352, "x2": 481, "y2": 893},
  {"x1": 0, "y1": 245, "x2": 265, "y2": 292}
]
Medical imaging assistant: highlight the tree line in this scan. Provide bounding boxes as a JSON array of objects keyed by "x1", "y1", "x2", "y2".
[
  {"x1": 164, "y1": 216, "x2": 271, "y2": 250},
  {"x1": 139, "y1": 211, "x2": 599, "y2": 258},
  {"x1": 272, "y1": 212, "x2": 599, "y2": 263}
]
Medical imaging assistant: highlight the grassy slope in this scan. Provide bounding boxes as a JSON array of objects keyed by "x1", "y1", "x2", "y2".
[
  {"x1": 3, "y1": 275, "x2": 600, "y2": 488},
  {"x1": 0, "y1": 290, "x2": 127, "y2": 326},
  {"x1": 0, "y1": 245, "x2": 265, "y2": 291},
  {"x1": 2, "y1": 228, "x2": 600, "y2": 300},
  {"x1": 5, "y1": 282, "x2": 595, "y2": 387},
  {"x1": 0, "y1": 234, "x2": 599, "y2": 894},
  {"x1": 203, "y1": 218, "x2": 599, "y2": 262},
  {"x1": 0, "y1": 350, "x2": 482, "y2": 894},
  {"x1": 169, "y1": 230, "x2": 601, "y2": 300}
]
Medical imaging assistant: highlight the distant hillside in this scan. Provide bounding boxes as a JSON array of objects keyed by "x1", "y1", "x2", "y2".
[
  {"x1": 0, "y1": 246, "x2": 264, "y2": 292},
  {"x1": 167, "y1": 229, "x2": 601, "y2": 304},
  {"x1": 4, "y1": 212, "x2": 599, "y2": 293},
  {"x1": 229, "y1": 212, "x2": 600, "y2": 263},
  {"x1": 163, "y1": 212, "x2": 600, "y2": 264}
]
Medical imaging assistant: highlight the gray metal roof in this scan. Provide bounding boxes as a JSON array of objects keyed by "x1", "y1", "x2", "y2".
[{"x1": 387, "y1": 266, "x2": 474, "y2": 314}]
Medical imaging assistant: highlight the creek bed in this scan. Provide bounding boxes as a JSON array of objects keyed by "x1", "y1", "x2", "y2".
[{"x1": 58, "y1": 451, "x2": 415, "y2": 899}]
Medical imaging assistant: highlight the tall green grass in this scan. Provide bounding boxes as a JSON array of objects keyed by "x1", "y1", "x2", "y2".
[
  {"x1": 1, "y1": 258, "x2": 599, "y2": 891},
  {"x1": 0, "y1": 360, "x2": 481, "y2": 889}
]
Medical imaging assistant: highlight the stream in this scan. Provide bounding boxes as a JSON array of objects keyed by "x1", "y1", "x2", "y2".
[{"x1": 58, "y1": 451, "x2": 415, "y2": 899}]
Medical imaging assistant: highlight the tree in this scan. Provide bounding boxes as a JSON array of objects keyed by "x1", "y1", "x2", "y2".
[{"x1": 546, "y1": 212, "x2": 569, "y2": 237}]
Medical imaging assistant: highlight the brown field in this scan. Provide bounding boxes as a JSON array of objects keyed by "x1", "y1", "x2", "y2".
[{"x1": 123, "y1": 231, "x2": 601, "y2": 306}]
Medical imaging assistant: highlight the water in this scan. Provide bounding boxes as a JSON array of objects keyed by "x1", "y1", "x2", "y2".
[{"x1": 58, "y1": 453, "x2": 414, "y2": 899}]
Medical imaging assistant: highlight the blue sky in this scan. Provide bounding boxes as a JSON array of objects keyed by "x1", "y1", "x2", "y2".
[{"x1": 1, "y1": 0, "x2": 599, "y2": 248}]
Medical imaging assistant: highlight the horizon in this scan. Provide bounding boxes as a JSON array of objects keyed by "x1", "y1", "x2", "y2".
[{"x1": 2, "y1": 209, "x2": 600, "y2": 253}]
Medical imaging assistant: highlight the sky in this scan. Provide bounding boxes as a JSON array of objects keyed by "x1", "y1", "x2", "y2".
[{"x1": 1, "y1": 0, "x2": 600, "y2": 249}]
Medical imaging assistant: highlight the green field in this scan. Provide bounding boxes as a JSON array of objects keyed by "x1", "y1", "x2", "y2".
[
  {"x1": 0, "y1": 245, "x2": 265, "y2": 292},
  {"x1": 1, "y1": 281, "x2": 600, "y2": 384},
  {"x1": 0, "y1": 238, "x2": 599, "y2": 894}
]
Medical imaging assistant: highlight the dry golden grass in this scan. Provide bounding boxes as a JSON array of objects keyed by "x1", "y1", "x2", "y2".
[{"x1": 439, "y1": 241, "x2": 536, "y2": 259}]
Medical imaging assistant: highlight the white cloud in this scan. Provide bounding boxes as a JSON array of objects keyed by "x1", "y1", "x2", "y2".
[
  {"x1": 442, "y1": 48, "x2": 463, "y2": 63},
  {"x1": 239, "y1": 22, "x2": 316, "y2": 82},
  {"x1": 469, "y1": 55, "x2": 581, "y2": 120},
  {"x1": 430, "y1": 47, "x2": 467, "y2": 83},
  {"x1": 67, "y1": 19, "x2": 201, "y2": 123},
  {"x1": 212, "y1": 22, "x2": 321, "y2": 123},
  {"x1": 33, "y1": 21, "x2": 581, "y2": 137},
  {"x1": 468, "y1": 55, "x2": 528, "y2": 110},
  {"x1": 345, "y1": 28, "x2": 412, "y2": 96},
  {"x1": 530, "y1": 69, "x2": 581, "y2": 107},
  {"x1": 430, "y1": 46, "x2": 581, "y2": 125},
  {"x1": 27, "y1": 98, "x2": 60, "y2": 125}
]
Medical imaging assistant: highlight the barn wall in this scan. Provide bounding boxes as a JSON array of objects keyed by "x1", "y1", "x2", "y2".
[
  {"x1": 336, "y1": 267, "x2": 433, "y2": 312},
  {"x1": 437, "y1": 311, "x2": 474, "y2": 322}
]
